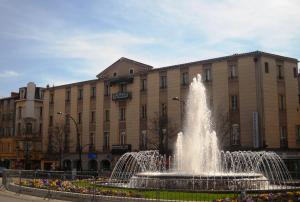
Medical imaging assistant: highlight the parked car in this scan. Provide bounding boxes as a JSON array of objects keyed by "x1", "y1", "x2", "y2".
[{"x1": 0, "y1": 167, "x2": 6, "y2": 177}]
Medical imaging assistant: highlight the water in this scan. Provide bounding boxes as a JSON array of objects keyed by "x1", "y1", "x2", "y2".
[
  {"x1": 109, "y1": 74, "x2": 293, "y2": 190},
  {"x1": 177, "y1": 74, "x2": 220, "y2": 174}
]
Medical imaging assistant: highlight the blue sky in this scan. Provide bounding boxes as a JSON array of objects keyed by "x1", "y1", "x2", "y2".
[{"x1": 0, "y1": 0, "x2": 300, "y2": 97}]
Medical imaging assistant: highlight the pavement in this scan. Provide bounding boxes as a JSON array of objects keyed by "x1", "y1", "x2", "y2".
[{"x1": 0, "y1": 177, "x2": 69, "y2": 202}]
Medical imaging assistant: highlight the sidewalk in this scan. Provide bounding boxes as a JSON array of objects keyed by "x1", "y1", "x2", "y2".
[{"x1": 0, "y1": 189, "x2": 70, "y2": 201}]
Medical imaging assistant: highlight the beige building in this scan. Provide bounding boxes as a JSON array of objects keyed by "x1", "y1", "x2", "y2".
[
  {"x1": 42, "y1": 51, "x2": 300, "y2": 176},
  {"x1": 0, "y1": 92, "x2": 19, "y2": 168}
]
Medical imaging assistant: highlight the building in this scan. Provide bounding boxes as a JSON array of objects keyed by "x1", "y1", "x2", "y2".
[
  {"x1": 0, "y1": 92, "x2": 19, "y2": 168},
  {"x1": 14, "y1": 82, "x2": 44, "y2": 169},
  {"x1": 41, "y1": 51, "x2": 300, "y2": 176}
]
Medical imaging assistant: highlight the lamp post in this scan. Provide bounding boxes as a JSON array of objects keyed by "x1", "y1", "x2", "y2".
[
  {"x1": 57, "y1": 112, "x2": 82, "y2": 171},
  {"x1": 172, "y1": 97, "x2": 186, "y2": 115}
]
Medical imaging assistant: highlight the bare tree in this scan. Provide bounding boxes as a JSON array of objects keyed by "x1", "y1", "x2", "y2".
[
  {"x1": 48, "y1": 120, "x2": 69, "y2": 170},
  {"x1": 212, "y1": 108, "x2": 231, "y2": 150},
  {"x1": 147, "y1": 112, "x2": 180, "y2": 155}
]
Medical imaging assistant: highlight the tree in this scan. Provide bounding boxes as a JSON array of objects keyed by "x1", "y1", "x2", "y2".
[
  {"x1": 19, "y1": 117, "x2": 38, "y2": 170},
  {"x1": 47, "y1": 120, "x2": 70, "y2": 170},
  {"x1": 212, "y1": 107, "x2": 232, "y2": 150},
  {"x1": 147, "y1": 112, "x2": 180, "y2": 155}
]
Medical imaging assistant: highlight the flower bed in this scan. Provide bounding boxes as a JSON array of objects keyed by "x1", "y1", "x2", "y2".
[
  {"x1": 16, "y1": 178, "x2": 300, "y2": 201},
  {"x1": 17, "y1": 178, "x2": 142, "y2": 198}
]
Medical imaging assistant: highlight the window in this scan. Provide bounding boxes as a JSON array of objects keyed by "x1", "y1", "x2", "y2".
[
  {"x1": 181, "y1": 72, "x2": 189, "y2": 86},
  {"x1": 91, "y1": 111, "x2": 95, "y2": 123},
  {"x1": 279, "y1": 95, "x2": 286, "y2": 111},
  {"x1": 230, "y1": 95, "x2": 238, "y2": 111},
  {"x1": 91, "y1": 86, "x2": 96, "y2": 98},
  {"x1": 231, "y1": 124, "x2": 240, "y2": 145},
  {"x1": 129, "y1": 69, "x2": 134, "y2": 75},
  {"x1": 120, "y1": 108, "x2": 126, "y2": 121},
  {"x1": 18, "y1": 123, "x2": 21, "y2": 135},
  {"x1": 26, "y1": 123, "x2": 32, "y2": 134},
  {"x1": 113, "y1": 72, "x2": 117, "y2": 77},
  {"x1": 120, "y1": 130, "x2": 126, "y2": 145},
  {"x1": 39, "y1": 123, "x2": 42, "y2": 135},
  {"x1": 89, "y1": 133, "x2": 95, "y2": 151},
  {"x1": 39, "y1": 107, "x2": 43, "y2": 118},
  {"x1": 160, "y1": 75, "x2": 167, "y2": 89},
  {"x1": 161, "y1": 103, "x2": 167, "y2": 117},
  {"x1": 20, "y1": 89, "x2": 24, "y2": 99},
  {"x1": 141, "y1": 104, "x2": 147, "y2": 119},
  {"x1": 50, "y1": 93, "x2": 54, "y2": 104},
  {"x1": 204, "y1": 68, "x2": 211, "y2": 81},
  {"x1": 120, "y1": 84, "x2": 127, "y2": 92},
  {"x1": 49, "y1": 116, "x2": 53, "y2": 127},
  {"x1": 78, "y1": 113, "x2": 82, "y2": 124},
  {"x1": 277, "y1": 65, "x2": 284, "y2": 79},
  {"x1": 105, "y1": 110, "x2": 110, "y2": 122},
  {"x1": 296, "y1": 125, "x2": 300, "y2": 144},
  {"x1": 66, "y1": 90, "x2": 71, "y2": 101},
  {"x1": 18, "y1": 107, "x2": 22, "y2": 119},
  {"x1": 293, "y1": 67, "x2": 297, "y2": 78},
  {"x1": 265, "y1": 62, "x2": 269, "y2": 73},
  {"x1": 229, "y1": 65, "x2": 237, "y2": 79},
  {"x1": 104, "y1": 132, "x2": 110, "y2": 150},
  {"x1": 280, "y1": 126, "x2": 288, "y2": 148},
  {"x1": 141, "y1": 79, "x2": 147, "y2": 91},
  {"x1": 78, "y1": 89, "x2": 83, "y2": 100},
  {"x1": 141, "y1": 130, "x2": 147, "y2": 149},
  {"x1": 104, "y1": 84, "x2": 110, "y2": 96}
]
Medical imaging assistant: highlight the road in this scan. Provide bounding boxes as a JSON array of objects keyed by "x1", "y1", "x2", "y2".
[{"x1": 0, "y1": 177, "x2": 69, "y2": 202}]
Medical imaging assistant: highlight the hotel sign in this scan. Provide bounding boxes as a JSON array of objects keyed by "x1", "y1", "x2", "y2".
[{"x1": 112, "y1": 92, "x2": 132, "y2": 101}]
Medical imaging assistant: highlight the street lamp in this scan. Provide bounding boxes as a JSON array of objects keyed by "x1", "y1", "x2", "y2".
[
  {"x1": 172, "y1": 97, "x2": 185, "y2": 104},
  {"x1": 57, "y1": 112, "x2": 82, "y2": 171},
  {"x1": 172, "y1": 97, "x2": 186, "y2": 115}
]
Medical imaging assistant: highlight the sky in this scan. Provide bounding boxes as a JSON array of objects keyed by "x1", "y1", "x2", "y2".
[{"x1": 0, "y1": 0, "x2": 300, "y2": 97}]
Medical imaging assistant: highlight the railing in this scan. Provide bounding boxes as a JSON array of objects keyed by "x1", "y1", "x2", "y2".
[
  {"x1": 112, "y1": 92, "x2": 132, "y2": 101},
  {"x1": 2, "y1": 170, "x2": 300, "y2": 202}
]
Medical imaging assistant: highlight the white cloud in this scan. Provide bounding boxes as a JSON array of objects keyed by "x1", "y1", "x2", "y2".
[
  {"x1": 0, "y1": 70, "x2": 19, "y2": 78},
  {"x1": 135, "y1": 0, "x2": 300, "y2": 51},
  {"x1": 39, "y1": 31, "x2": 159, "y2": 75}
]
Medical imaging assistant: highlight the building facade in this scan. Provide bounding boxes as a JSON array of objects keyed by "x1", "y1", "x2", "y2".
[
  {"x1": 14, "y1": 82, "x2": 44, "y2": 169},
  {"x1": 0, "y1": 82, "x2": 44, "y2": 169},
  {"x1": 0, "y1": 92, "x2": 19, "y2": 168},
  {"x1": 41, "y1": 51, "x2": 300, "y2": 176}
]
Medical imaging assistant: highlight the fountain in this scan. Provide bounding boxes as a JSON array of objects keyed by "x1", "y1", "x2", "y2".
[{"x1": 108, "y1": 74, "x2": 294, "y2": 191}]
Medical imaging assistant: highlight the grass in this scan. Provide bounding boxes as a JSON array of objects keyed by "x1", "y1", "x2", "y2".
[{"x1": 72, "y1": 180, "x2": 238, "y2": 201}]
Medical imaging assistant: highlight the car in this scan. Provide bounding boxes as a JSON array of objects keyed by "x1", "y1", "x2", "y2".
[{"x1": 0, "y1": 167, "x2": 7, "y2": 177}]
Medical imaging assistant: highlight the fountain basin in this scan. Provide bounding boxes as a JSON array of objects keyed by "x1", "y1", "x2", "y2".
[{"x1": 128, "y1": 172, "x2": 269, "y2": 191}]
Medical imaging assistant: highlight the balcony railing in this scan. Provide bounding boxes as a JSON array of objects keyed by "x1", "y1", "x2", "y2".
[
  {"x1": 111, "y1": 144, "x2": 131, "y2": 154},
  {"x1": 112, "y1": 92, "x2": 132, "y2": 101}
]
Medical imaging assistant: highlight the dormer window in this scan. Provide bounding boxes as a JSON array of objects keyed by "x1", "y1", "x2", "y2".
[
  {"x1": 113, "y1": 72, "x2": 117, "y2": 77},
  {"x1": 129, "y1": 69, "x2": 134, "y2": 75}
]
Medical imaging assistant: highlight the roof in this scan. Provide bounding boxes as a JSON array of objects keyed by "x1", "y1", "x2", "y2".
[
  {"x1": 43, "y1": 51, "x2": 298, "y2": 91},
  {"x1": 152, "y1": 51, "x2": 298, "y2": 72},
  {"x1": 96, "y1": 57, "x2": 153, "y2": 78},
  {"x1": 0, "y1": 92, "x2": 19, "y2": 101}
]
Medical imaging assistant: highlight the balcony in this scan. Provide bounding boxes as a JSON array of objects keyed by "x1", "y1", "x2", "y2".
[
  {"x1": 112, "y1": 92, "x2": 132, "y2": 101},
  {"x1": 111, "y1": 144, "x2": 131, "y2": 155}
]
